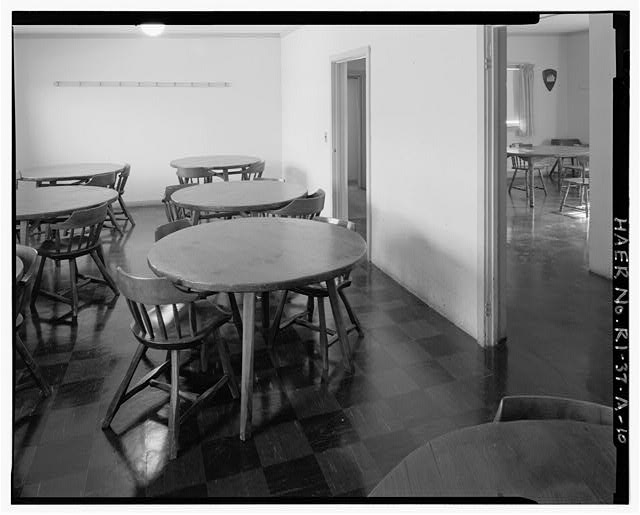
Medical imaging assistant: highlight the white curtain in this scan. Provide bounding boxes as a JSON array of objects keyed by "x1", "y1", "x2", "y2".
[{"x1": 514, "y1": 64, "x2": 534, "y2": 137}]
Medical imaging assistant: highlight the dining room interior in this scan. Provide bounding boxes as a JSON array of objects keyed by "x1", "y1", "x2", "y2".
[{"x1": 8, "y1": 10, "x2": 627, "y2": 504}]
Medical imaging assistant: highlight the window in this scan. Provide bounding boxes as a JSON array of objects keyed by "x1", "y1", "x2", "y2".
[
  {"x1": 506, "y1": 63, "x2": 534, "y2": 136},
  {"x1": 506, "y1": 68, "x2": 520, "y2": 128}
]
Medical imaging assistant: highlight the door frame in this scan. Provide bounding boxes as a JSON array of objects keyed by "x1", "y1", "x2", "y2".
[
  {"x1": 331, "y1": 46, "x2": 371, "y2": 258},
  {"x1": 347, "y1": 71, "x2": 366, "y2": 189},
  {"x1": 479, "y1": 25, "x2": 507, "y2": 347}
]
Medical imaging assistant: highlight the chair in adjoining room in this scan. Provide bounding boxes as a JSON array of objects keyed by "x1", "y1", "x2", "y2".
[
  {"x1": 508, "y1": 143, "x2": 548, "y2": 197},
  {"x1": 15, "y1": 245, "x2": 51, "y2": 396},
  {"x1": 549, "y1": 138, "x2": 584, "y2": 180},
  {"x1": 101, "y1": 267, "x2": 238, "y2": 460},
  {"x1": 84, "y1": 172, "x2": 124, "y2": 235},
  {"x1": 176, "y1": 167, "x2": 216, "y2": 185},
  {"x1": 154, "y1": 219, "x2": 244, "y2": 342},
  {"x1": 493, "y1": 395, "x2": 612, "y2": 426},
  {"x1": 241, "y1": 160, "x2": 266, "y2": 180},
  {"x1": 162, "y1": 184, "x2": 194, "y2": 222},
  {"x1": 111, "y1": 163, "x2": 135, "y2": 228},
  {"x1": 30, "y1": 203, "x2": 120, "y2": 320},
  {"x1": 559, "y1": 156, "x2": 590, "y2": 216},
  {"x1": 270, "y1": 216, "x2": 363, "y2": 382}
]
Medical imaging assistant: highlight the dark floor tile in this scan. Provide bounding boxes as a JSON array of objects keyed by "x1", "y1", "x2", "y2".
[
  {"x1": 38, "y1": 402, "x2": 101, "y2": 444},
  {"x1": 158, "y1": 483, "x2": 208, "y2": 499},
  {"x1": 362, "y1": 429, "x2": 418, "y2": 476},
  {"x1": 403, "y1": 359, "x2": 456, "y2": 388},
  {"x1": 366, "y1": 367, "x2": 419, "y2": 398},
  {"x1": 383, "y1": 339, "x2": 433, "y2": 365},
  {"x1": 315, "y1": 442, "x2": 382, "y2": 496},
  {"x1": 31, "y1": 471, "x2": 88, "y2": 498},
  {"x1": 277, "y1": 362, "x2": 322, "y2": 391},
  {"x1": 51, "y1": 378, "x2": 105, "y2": 410},
  {"x1": 397, "y1": 319, "x2": 441, "y2": 340},
  {"x1": 351, "y1": 343, "x2": 398, "y2": 374},
  {"x1": 84, "y1": 462, "x2": 142, "y2": 497},
  {"x1": 423, "y1": 380, "x2": 488, "y2": 418},
  {"x1": 25, "y1": 434, "x2": 94, "y2": 484},
  {"x1": 254, "y1": 420, "x2": 313, "y2": 467},
  {"x1": 145, "y1": 444, "x2": 207, "y2": 497},
  {"x1": 299, "y1": 410, "x2": 360, "y2": 453},
  {"x1": 328, "y1": 374, "x2": 381, "y2": 409},
  {"x1": 207, "y1": 468, "x2": 271, "y2": 498},
  {"x1": 387, "y1": 389, "x2": 447, "y2": 428},
  {"x1": 61, "y1": 355, "x2": 121, "y2": 383},
  {"x1": 343, "y1": 400, "x2": 404, "y2": 440},
  {"x1": 200, "y1": 436, "x2": 261, "y2": 481},
  {"x1": 287, "y1": 385, "x2": 341, "y2": 420},
  {"x1": 416, "y1": 333, "x2": 469, "y2": 358},
  {"x1": 263, "y1": 454, "x2": 331, "y2": 497}
]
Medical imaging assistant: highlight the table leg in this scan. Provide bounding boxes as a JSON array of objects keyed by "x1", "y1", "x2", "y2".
[
  {"x1": 557, "y1": 160, "x2": 564, "y2": 192},
  {"x1": 20, "y1": 221, "x2": 29, "y2": 246},
  {"x1": 223, "y1": 168, "x2": 229, "y2": 182},
  {"x1": 191, "y1": 209, "x2": 200, "y2": 225},
  {"x1": 528, "y1": 159, "x2": 535, "y2": 208},
  {"x1": 239, "y1": 292, "x2": 256, "y2": 441},
  {"x1": 326, "y1": 278, "x2": 354, "y2": 372}
]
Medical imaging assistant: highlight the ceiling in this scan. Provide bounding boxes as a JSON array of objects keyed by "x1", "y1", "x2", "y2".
[
  {"x1": 507, "y1": 13, "x2": 589, "y2": 35},
  {"x1": 12, "y1": 25, "x2": 301, "y2": 38}
]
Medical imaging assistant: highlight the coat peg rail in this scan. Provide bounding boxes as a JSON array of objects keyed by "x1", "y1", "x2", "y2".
[{"x1": 53, "y1": 81, "x2": 232, "y2": 88}]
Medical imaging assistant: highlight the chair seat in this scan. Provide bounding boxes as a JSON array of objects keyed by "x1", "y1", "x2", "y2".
[
  {"x1": 131, "y1": 299, "x2": 231, "y2": 349},
  {"x1": 292, "y1": 279, "x2": 351, "y2": 298},
  {"x1": 563, "y1": 177, "x2": 590, "y2": 185},
  {"x1": 38, "y1": 237, "x2": 100, "y2": 258}
]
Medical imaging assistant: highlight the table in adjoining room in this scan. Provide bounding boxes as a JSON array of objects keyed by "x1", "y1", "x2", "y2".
[{"x1": 147, "y1": 217, "x2": 367, "y2": 440}]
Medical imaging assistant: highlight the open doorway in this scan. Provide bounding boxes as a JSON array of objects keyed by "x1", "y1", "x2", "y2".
[{"x1": 331, "y1": 48, "x2": 371, "y2": 254}]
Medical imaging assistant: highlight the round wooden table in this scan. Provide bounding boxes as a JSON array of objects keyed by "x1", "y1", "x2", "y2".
[
  {"x1": 16, "y1": 186, "x2": 119, "y2": 244},
  {"x1": 19, "y1": 162, "x2": 125, "y2": 186},
  {"x1": 169, "y1": 155, "x2": 261, "y2": 182},
  {"x1": 171, "y1": 181, "x2": 307, "y2": 223},
  {"x1": 369, "y1": 420, "x2": 616, "y2": 503},
  {"x1": 147, "y1": 217, "x2": 367, "y2": 440},
  {"x1": 16, "y1": 257, "x2": 24, "y2": 282}
]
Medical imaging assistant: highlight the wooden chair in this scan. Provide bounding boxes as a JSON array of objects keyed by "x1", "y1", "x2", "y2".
[
  {"x1": 549, "y1": 138, "x2": 583, "y2": 180},
  {"x1": 270, "y1": 216, "x2": 362, "y2": 382},
  {"x1": 101, "y1": 267, "x2": 238, "y2": 459},
  {"x1": 176, "y1": 167, "x2": 216, "y2": 185},
  {"x1": 508, "y1": 143, "x2": 547, "y2": 197},
  {"x1": 266, "y1": 188, "x2": 326, "y2": 219},
  {"x1": 154, "y1": 219, "x2": 243, "y2": 341},
  {"x1": 31, "y1": 203, "x2": 120, "y2": 320},
  {"x1": 15, "y1": 245, "x2": 51, "y2": 396},
  {"x1": 111, "y1": 164, "x2": 135, "y2": 228},
  {"x1": 163, "y1": 184, "x2": 194, "y2": 222},
  {"x1": 241, "y1": 160, "x2": 266, "y2": 180},
  {"x1": 559, "y1": 156, "x2": 590, "y2": 216},
  {"x1": 84, "y1": 172, "x2": 124, "y2": 235},
  {"x1": 493, "y1": 395, "x2": 612, "y2": 426}
]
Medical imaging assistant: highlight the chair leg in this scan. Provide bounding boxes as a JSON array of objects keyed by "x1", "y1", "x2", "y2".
[
  {"x1": 107, "y1": 206, "x2": 124, "y2": 235},
  {"x1": 30, "y1": 255, "x2": 46, "y2": 308},
  {"x1": 169, "y1": 349, "x2": 180, "y2": 460},
  {"x1": 261, "y1": 291, "x2": 270, "y2": 338},
  {"x1": 102, "y1": 344, "x2": 146, "y2": 428},
  {"x1": 15, "y1": 334, "x2": 51, "y2": 396},
  {"x1": 537, "y1": 169, "x2": 547, "y2": 195},
  {"x1": 585, "y1": 187, "x2": 590, "y2": 217},
  {"x1": 90, "y1": 249, "x2": 119, "y2": 296},
  {"x1": 306, "y1": 296, "x2": 315, "y2": 322},
  {"x1": 559, "y1": 183, "x2": 571, "y2": 212},
  {"x1": 68, "y1": 258, "x2": 79, "y2": 319},
  {"x1": 118, "y1": 196, "x2": 135, "y2": 227},
  {"x1": 217, "y1": 337, "x2": 239, "y2": 399},
  {"x1": 227, "y1": 293, "x2": 243, "y2": 340},
  {"x1": 270, "y1": 290, "x2": 288, "y2": 347},
  {"x1": 508, "y1": 169, "x2": 518, "y2": 195},
  {"x1": 317, "y1": 297, "x2": 329, "y2": 383},
  {"x1": 339, "y1": 289, "x2": 363, "y2": 336}
]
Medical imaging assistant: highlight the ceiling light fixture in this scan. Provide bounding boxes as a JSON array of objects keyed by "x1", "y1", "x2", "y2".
[{"x1": 139, "y1": 24, "x2": 165, "y2": 37}]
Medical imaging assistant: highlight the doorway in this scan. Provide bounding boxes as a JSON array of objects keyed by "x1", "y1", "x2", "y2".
[{"x1": 331, "y1": 48, "x2": 371, "y2": 255}]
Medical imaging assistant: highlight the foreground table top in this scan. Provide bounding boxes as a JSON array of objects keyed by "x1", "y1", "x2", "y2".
[
  {"x1": 169, "y1": 155, "x2": 261, "y2": 171},
  {"x1": 369, "y1": 419, "x2": 615, "y2": 503},
  {"x1": 16, "y1": 186, "x2": 118, "y2": 220},
  {"x1": 507, "y1": 145, "x2": 589, "y2": 159},
  {"x1": 147, "y1": 217, "x2": 367, "y2": 293},
  {"x1": 171, "y1": 181, "x2": 307, "y2": 214},
  {"x1": 19, "y1": 162, "x2": 125, "y2": 182}
]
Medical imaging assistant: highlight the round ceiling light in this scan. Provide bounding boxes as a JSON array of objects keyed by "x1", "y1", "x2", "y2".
[{"x1": 139, "y1": 24, "x2": 165, "y2": 37}]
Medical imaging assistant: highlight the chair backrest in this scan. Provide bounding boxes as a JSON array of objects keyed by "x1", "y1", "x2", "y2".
[
  {"x1": 85, "y1": 172, "x2": 117, "y2": 189},
  {"x1": 115, "y1": 266, "x2": 203, "y2": 346},
  {"x1": 155, "y1": 219, "x2": 192, "y2": 242},
  {"x1": 314, "y1": 216, "x2": 356, "y2": 232},
  {"x1": 242, "y1": 160, "x2": 266, "y2": 180},
  {"x1": 163, "y1": 184, "x2": 194, "y2": 222},
  {"x1": 114, "y1": 163, "x2": 131, "y2": 195},
  {"x1": 176, "y1": 167, "x2": 215, "y2": 185},
  {"x1": 551, "y1": 138, "x2": 581, "y2": 146},
  {"x1": 49, "y1": 203, "x2": 108, "y2": 254},
  {"x1": 509, "y1": 143, "x2": 533, "y2": 169},
  {"x1": 15, "y1": 245, "x2": 39, "y2": 320},
  {"x1": 493, "y1": 395, "x2": 612, "y2": 426},
  {"x1": 268, "y1": 189, "x2": 325, "y2": 219}
]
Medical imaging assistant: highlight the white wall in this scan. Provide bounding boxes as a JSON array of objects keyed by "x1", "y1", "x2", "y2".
[
  {"x1": 13, "y1": 36, "x2": 282, "y2": 203},
  {"x1": 588, "y1": 14, "x2": 615, "y2": 278},
  {"x1": 566, "y1": 31, "x2": 590, "y2": 142},
  {"x1": 281, "y1": 26, "x2": 483, "y2": 338},
  {"x1": 507, "y1": 33, "x2": 589, "y2": 146}
]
